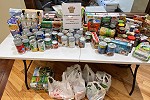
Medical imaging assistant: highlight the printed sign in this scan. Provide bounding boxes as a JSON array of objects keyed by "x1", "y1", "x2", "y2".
[{"x1": 62, "y1": 3, "x2": 81, "y2": 29}]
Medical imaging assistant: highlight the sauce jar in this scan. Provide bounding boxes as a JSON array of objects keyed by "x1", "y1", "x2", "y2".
[{"x1": 74, "y1": 34, "x2": 81, "y2": 46}]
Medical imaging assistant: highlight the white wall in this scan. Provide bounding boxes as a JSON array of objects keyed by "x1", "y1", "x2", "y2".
[
  {"x1": 119, "y1": 0, "x2": 134, "y2": 12},
  {"x1": 0, "y1": 0, "x2": 26, "y2": 43}
]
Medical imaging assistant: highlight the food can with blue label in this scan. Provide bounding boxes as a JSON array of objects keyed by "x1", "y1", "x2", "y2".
[
  {"x1": 36, "y1": 31, "x2": 45, "y2": 40},
  {"x1": 106, "y1": 43, "x2": 116, "y2": 56},
  {"x1": 98, "y1": 41, "x2": 107, "y2": 54}
]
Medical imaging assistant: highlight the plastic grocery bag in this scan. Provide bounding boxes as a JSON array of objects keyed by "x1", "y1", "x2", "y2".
[
  {"x1": 95, "y1": 71, "x2": 111, "y2": 91},
  {"x1": 82, "y1": 64, "x2": 95, "y2": 84},
  {"x1": 62, "y1": 64, "x2": 86, "y2": 100},
  {"x1": 86, "y1": 81, "x2": 106, "y2": 100},
  {"x1": 48, "y1": 77, "x2": 74, "y2": 100}
]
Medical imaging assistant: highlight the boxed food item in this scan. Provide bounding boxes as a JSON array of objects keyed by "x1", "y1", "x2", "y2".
[
  {"x1": 133, "y1": 42, "x2": 150, "y2": 61},
  {"x1": 111, "y1": 40, "x2": 133, "y2": 56}
]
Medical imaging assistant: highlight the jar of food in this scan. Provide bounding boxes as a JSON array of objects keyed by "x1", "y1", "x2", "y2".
[
  {"x1": 69, "y1": 36, "x2": 75, "y2": 48},
  {"x1": 61, "y1": 35, "x2": 68, "y2": 47}
]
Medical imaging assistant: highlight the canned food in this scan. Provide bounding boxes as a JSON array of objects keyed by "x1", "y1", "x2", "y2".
[
  {"x1": 13, "y1": 38, "x2": 25, "y2": 54},
  {"x1": 85, "y1": 31, "x2": 92, "y2": 42},
  {"x1": 30, "y1": 39, "x2": 38, "y2": 52},
  {"x1": 66, "y1": 33, "x2": 73, "y2": 37},
  {"x1": 104, "y1": 38, "x2": 111, "y2": 43},
  {"x1": 45, "y1": 38, "x2": 52, "y2": 49},
  {"x1": 79, "y1": 37, "x2": 86, "y2": 48},
  {"x1": 106, "y1": 43, "x2": 116, "y2": 56},
  {"x1": 62, "y1": 30, "x2": 68, "y2": 35},
  {"x1": 61, "y1": 35, "x2": 68, "y2": 47},
  {"x1": 45, "y1": 33, "x2": 51, "y2": 38},
  {"x1": 52, "y1": 31, "x2": 58, "y2": 40},
  {"x1": 32, "y1": 29, "x2": 38, "y2": 33},
  {"x1": 38, "y1": 39, "x2": 45, "y2": 52},
  {"x1": 98, "y1": 41, "x2": 107, "y2": 54},
  {"x1": 36, "y1": 31, "x2": 45, "y2": 40},
  {"x1": 74, "y1": 34, "x2": 81, "y2": 46},
  {"x1": 29, "y1": 36, "x2": 36, "y2": 41},
  {"x1": 52, "y1": 40, "x2": 58, "y2": 49},
  {"x1": 45, "y1": 29, "x2": 51, "y2": 33},
  {"x1": 22, "y1": 39, "x2": 30, "y2": 51},
  {"x1": 57, "y1": 32, "x2": 64, "y2": 43},
  {"x1": 77, "y1": 29, "x2": 83, "y2": 36},
  {"x1": 69, "y1": 37, "x2": 75, "y2": 48},
  {"x1": 130, "y1": 25, "x2": 135, "y2": 32}
]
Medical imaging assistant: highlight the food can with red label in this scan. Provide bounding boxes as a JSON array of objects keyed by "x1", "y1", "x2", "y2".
[{"x1": 52, "y1": 40, "x2": 58, "y2": 49}]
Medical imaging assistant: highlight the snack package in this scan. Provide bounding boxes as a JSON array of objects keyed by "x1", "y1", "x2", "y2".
[
  {"x1": 82, "y1": 64, "x2": 95, "y2": 84},
  {"x1": 86, "y1": 81, "x2": 106, "y2": 100},
  {"x1": 62, "y1": 64, "x2": 86, "y2": 100},
  {"x1": 95, "y1": 71, "x2": 111, "y2": 91},
  {"x1": 48, "y1": 77, "x2": 74, "y2": 100},
  {"x1": 133, "y1": 42, "x2": 150, "y2": 61}
]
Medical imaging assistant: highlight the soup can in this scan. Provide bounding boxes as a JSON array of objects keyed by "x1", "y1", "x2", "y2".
[
  {"x1": 74, "y1": 34, "x2": 81, "y2": 46},
  {"x1": 104, "y1": 38, "x2": 111, "y2": 43},
  {"x1": 45, "y1": 38, "x2": 52, "y2": 49},
  {"x1": 52, "y1": 31, "x2": 58, "y2": 40},
  {"x1": 106, "y1": 43, "x2": 116, "y2": 56},
  {"x1": 98, "y1": 41, "x2": 107, "y2": 54},
  {"x1": 52, "y1": 40, "x2": 58, "y2": 49},
  {"x1": 85, "y1": 31, "x2": 92, "y2": 42},
  {"x1": 29, "y1": 36, "x2": 36, "y2": 41},
  {"x1": 30, "y1": 39, "x2": 38, "y2": 52},
  {"x1": 36, "y1": 31, "x2": 45, "y2": 40},
  {"x1": 79, "y1": 37, "x2": 86, "y2": 48},
  {"x1": 69, "y1": 37, "x2": 75, "y2": 48},
  {"x1": 38, "y1": 39, "x2": 45, "y2": 52},
  {"x1": 22, "y1": 39, "x2": 30, "y2": 51},
  {"x1": 61, "y1": 35, "x2": 68, "y2": 47},
  {"x1": 45, "y1": 33, "x2": 51, "y2": 38},
  {"x1": 57, "y1": 32, "x2": 64, "y2": 43}
]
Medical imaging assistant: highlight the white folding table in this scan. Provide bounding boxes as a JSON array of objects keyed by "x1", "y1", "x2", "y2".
[{"x1": 0, "y1": 34, "x2": 150, "y2": 95}]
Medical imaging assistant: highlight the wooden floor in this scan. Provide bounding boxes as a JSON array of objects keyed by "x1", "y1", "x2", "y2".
[{"x1": 1, "y1": 60, "x2": 150, "y2": 100}]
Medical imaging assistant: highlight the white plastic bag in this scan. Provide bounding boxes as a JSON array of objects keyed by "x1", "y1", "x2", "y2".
[
  {"x1": 95, "y1": 71, "x2": 111, "y2": 91},
  {"x1": 63, "y1": 64, "x2": 86, "y2": 100},
  {"x1": 48, "y1": 77, "x2": 74, "y2": 100},
  {"x1": 82, "y1": 64, "x2": 95, "y2": 84},
  {"x1": 86, "y1": 81, "x2": 106, "y2": 100}
]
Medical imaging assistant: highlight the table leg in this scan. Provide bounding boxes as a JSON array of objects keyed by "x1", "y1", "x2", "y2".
[
  {"x1": 23, "y1": 60, "x2": 33, "y2": 90},
  {"x1": 129, "y1": 64, "x2": 140, "y2": 96}
]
